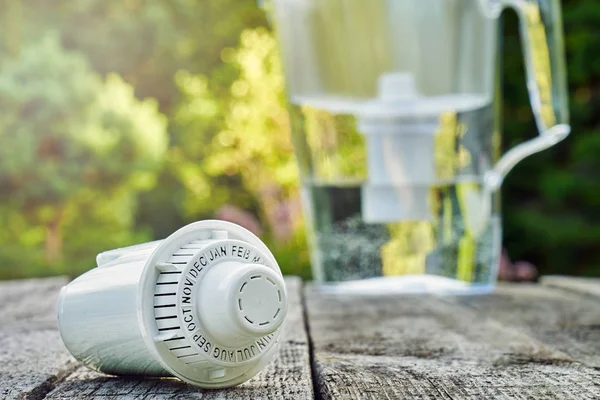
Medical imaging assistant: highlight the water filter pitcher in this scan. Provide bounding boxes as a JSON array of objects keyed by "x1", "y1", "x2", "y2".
[{"x1": 265, "y1": 0, "x2": 570, "y2": 293}]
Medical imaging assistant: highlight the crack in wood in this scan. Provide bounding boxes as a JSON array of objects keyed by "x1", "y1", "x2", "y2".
[{"x1": 19, "y1": 362, "x2": 79, "y2": 400}]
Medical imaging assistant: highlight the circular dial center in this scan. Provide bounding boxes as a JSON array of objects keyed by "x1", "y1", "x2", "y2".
[
  {"x1": 238, "y1": 275, "x2": 284, "y2": 328},
  {"x1": 196, "y1": 260, "x2": 287, "y2": 349}
]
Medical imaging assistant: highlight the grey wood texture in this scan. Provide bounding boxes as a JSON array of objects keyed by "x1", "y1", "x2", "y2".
[
  {"x1": 305, "y1": 280, "x2": 600, "y2": 400},
  {"x1": 0, "y1": 277, "x2": 312, "y2": 400},
  {"x1": 3, "y1": 276, "x2": 600, "y2": 399},
  {"x1": 0, "y1": 277, "x2": 77, "y2": 400},
  {"x1": 542, "y1": 275, "x2": 600, "y2": 299},
  {"x1": 453, "y1": 283, "x2": 600, "y2": 368}
]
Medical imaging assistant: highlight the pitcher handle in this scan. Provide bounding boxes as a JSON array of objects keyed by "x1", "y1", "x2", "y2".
[{"x1": 483, "y1": 0, "x2": 570, "y2": 192}]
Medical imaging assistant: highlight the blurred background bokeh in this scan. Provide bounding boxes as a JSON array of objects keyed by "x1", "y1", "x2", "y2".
[{"x1": 0, "y1": 0, "x2": 597, "y2": 280}]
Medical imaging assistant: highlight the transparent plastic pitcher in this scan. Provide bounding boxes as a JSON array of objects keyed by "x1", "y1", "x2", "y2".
[{"x1": 265, "y1": 0, "x2": 570, "y2": 294}]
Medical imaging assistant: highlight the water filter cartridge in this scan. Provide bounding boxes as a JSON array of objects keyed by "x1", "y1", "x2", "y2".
[
  {"x1": 358, "y1": 73, "x2": 438, "y2": 223},
  {"x1": 57, "y1": 220, "x2": 288, "y2": 388}
]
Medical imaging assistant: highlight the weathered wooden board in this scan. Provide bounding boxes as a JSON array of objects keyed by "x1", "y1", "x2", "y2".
[
  {"x1": 305, "y1": 285, "x2": 600, "y2": 400},
  {"x1": 312, "y1": 354, "x2": 600, "y2": 400},
  {"x1": 453, "y1": 283, "x2": 600, "y2": 368},
  {"x1": 541, "y1": 275, "x2": 600, "y2": 299},
  {"x1": 0, "y1": 277, "x2": 77, "y2": 400},
  {"x1": 43, "y1": 277, "x2": 313, "y2": 400},
  {"x1": 4, "y1": 275, "x2": 600, "y2": 399}
]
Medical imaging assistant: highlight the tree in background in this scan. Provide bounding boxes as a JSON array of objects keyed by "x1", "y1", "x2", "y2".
[
  {"x1": 18, "y1": 0, "x2": 268, "y2": 239},
  {"x1": 173, "y1": 28, "x2": 310, "y2": 278},
  {"x1": 0, "y1": 35, "x2": 168, "y2": 277},
  {"x1": 0, "y1": 0, "x2": 268, "y2": 277},
  {"x1": 21, "y1": 0, "x2": 265, "y2": 111}
]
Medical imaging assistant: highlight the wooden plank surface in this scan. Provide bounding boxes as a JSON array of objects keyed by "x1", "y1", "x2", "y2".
[
  {"x1": 43, "y1": 276, "x2": 313, "y2": 400},
  {"x1": 541, "y1": 275, "x2": 600, "y2": 299},
  {"x1": 0, "y1": 277, "x2": 78, "y2": 400},
  {"x1": 4, "y1": 276, "x2": 600, "y2": 399},
  {"x1": 305, "y1": 283, "x2": 600, "y2": 400},
  {"x1": 453, "y1": 283, "x2": 600, "y2": 368}
]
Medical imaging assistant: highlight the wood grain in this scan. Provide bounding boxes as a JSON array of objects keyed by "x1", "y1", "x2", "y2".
[
  {"x1": 304, "y1": 284, "x2": 600, "y2": 400},
  {"x1": 4, "y1": 275, "x2": 600, "y2": 399},
  {"x1": 313, "y1": 354, "x2": 599, "y2": 400},
  {"x1": 0, "y1": 277, "x2": 77, "y2": 400},
  {"x1": 453, "y1": 283, "x2": 600, "y2": 368},
  {"x1": 541, "y1": 275, "x2": 600, "y2": 299},
  {"x1": 44, "y1": 277, "x2": 313, "y2": 400}
]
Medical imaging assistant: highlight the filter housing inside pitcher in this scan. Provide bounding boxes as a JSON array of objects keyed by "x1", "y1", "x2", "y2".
[{"x1": 358, "y1": 72, "x2": 491, "y2": 224}]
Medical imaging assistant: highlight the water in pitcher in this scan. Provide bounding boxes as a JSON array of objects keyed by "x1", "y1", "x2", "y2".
[
  {"x1": 302, "y1": 181, "x2": 502, "y2": 293},
  {"x1": 291, "y1": 95, "x2": 502, "y2": 293}
]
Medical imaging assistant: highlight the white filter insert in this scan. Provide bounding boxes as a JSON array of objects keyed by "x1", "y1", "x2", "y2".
[
  {"x1": 358, "y1": 72, "x2": 440, "y2": 223},
  {"x1": 57, "y1": 220, "x2": 288, "y2": 388}
]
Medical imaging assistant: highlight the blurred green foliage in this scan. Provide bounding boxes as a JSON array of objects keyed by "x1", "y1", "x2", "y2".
[
  {"x1": 0, "y1": 0, "x2": 311, "y2": 279},
  {"x1": 0, "y1": 32, "x2": 167, "y2": 278},
  {"x1": 0, "y1": 0, "x2": 597, "y2": 279}
]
